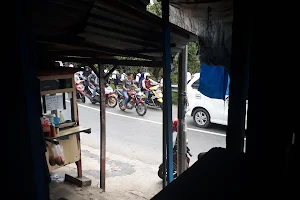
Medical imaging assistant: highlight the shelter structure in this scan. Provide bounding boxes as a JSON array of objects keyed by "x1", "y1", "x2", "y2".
[
  {"x1": 13, "y1": 0, "x2": 197, "y2": 197},
  {"x1": 12, "y1": 0, "x2": 296, "y2": 199},
  {"x1": 34, "y1": 0, "x2": 197, "y2": 67}
]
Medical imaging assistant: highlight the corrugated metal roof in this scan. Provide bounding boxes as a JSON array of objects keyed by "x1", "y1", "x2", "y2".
[
  {"x1": 169, "y1": 0, "x2": 232, "y2": 22},
  {"x1": 33, "y1": 0, "x2": 197, "y2": 66}
]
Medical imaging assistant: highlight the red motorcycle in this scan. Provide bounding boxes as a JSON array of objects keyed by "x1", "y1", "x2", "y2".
[
  {"x1": 116, "y1": 88, "x2": 147, "y2": 116},
  {"x1": 158, "y1": 119, "x2": 192, "y2": 179}
]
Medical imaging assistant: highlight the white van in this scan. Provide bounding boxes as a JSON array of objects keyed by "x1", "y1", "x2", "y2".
[{"x1": 186, "y1": 73, "x2": 247, "y2": 128}]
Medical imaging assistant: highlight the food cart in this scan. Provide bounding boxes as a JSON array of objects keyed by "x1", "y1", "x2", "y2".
[{"x1": 38, "y1": 69, "x2": 92, "y2": 186}]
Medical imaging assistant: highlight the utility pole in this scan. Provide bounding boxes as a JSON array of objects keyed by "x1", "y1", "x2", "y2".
[{"x1": 177, "y1": 45, "x2": 188, "y2": 175}]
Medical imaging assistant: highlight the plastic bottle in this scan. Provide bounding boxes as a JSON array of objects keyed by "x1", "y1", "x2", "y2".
[
  {"x1": 42, "y1": 117, "x2": 51, "y2": 136},
  {"x1": 49, "y1": 114, "x2": 55, "y2": 124},
  {"x1": 59, "y1": 111, "x2": 65, "y2": 123}
]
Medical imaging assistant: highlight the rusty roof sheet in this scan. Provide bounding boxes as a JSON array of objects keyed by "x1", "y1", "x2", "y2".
[{"x1": 33, "y1": 0, "x2": 197, "y2": 65}]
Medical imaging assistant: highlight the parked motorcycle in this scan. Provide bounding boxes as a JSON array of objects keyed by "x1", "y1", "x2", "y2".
[
  {"x1": 85, "y1": 84, "x2": 117, "y2": 108},
  {"x1": 142, "y1": 85, "x2": 163, "y2": 110},
  {"x1": 116, "y1": 88, "x2": 147, "y2": 116},
  {"x1": 157, "y1": 119, "x2": 192, "y2": 180}
]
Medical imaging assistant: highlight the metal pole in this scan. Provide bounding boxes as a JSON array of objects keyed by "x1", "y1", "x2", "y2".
[
  {"x1": 99, "y1": 65, "x2": 106, "y2": 191},
  {"x1": 162, "y1": 0, "x2": 173, "y2": 187},
  {"x1": 177, "y1": 45, "x2": 188, "y2": 175}
]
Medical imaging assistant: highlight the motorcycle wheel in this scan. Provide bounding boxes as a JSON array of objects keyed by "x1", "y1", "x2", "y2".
[
  {"x1": 126, "y1": 101, "x2": 134, "y2": 110},
  {"x1": 118, "y1": 100, "x2": 126, "y2": 111},
  {"x1": 160, "y1": 102, "x2": 163, "y2": 110},
  {"x1": 91, "y1": 99, "x2": 97, "y2": 104},
  {"x1": 157, "y1": 164, "x2": 177, "y2": 180},
  {"x1": 136, "y1": 102, "x2": 147, "y2": 116},
  {"x1": 107, "y1": 96, "x2": 117, "y2": 108},
  {"x1": 81, "y1": 95, "x2": 86, "y2": 103}
]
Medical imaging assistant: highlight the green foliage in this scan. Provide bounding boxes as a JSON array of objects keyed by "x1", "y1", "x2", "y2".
[
  {"x1": 187, "y1": 42, "x2": 201, "y2": 74},
  {"x1": 93, "y1": 64, "x2": 98, "y2": 71},
  {"x1": 147, "y1": 0, "x2": 162, "y2": 17},
  {"x1": 170, "y1": 42, "x2": 200, "y2": 84},
  {"x1": 151, "y1": 68, "x2": 162, "y2": 80},
  {"x1": 172, "y1": 92, "x2": 178, "y2": 105}
]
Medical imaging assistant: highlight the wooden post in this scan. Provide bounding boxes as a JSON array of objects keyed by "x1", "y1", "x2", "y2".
[
  {"x1": 75, "y1": 133, "x2": 83, "y2": 178},
  {"x1": 71, "y1": 76, "x2": 79, "y2": 122},
  {"x1": 99, "y1": 65, "x2": 106, "y2": 191},
  {"x1": 177, "y1": 45, "x2": 188, "y2": 175}
]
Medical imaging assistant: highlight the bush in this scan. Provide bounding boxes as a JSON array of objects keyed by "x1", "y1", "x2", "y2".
[{"x1": 172, "y1": 92, "x2": 178, "y2": 105}]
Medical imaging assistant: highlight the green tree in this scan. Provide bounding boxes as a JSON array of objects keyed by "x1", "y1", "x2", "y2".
[
  {"x1": 147, "y1": 0, "x2": 162, "y2": 17},
  {"x1": 187, "y1": 42, "x2": 201, "y2": 74}
]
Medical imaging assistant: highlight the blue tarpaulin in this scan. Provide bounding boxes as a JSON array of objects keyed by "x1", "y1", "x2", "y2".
[
  {"x1": 198, "y1": 64, "x2": 229, "y2": 100},
  {"x1": 226, "y1": 75, "x2": 230, "y2": 96}
]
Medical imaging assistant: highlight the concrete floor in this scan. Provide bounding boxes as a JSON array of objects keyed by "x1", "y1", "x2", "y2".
[
  {"x1": 51, "y1": 144, "x2": 161, "y2": 200},
  {"x1": 50, "y1": 181, "x2": 102, "y2": 200}
]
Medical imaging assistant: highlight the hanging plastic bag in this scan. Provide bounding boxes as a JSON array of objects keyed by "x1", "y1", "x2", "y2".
[
  {"x1": 48, "y1": 144, "x2": 56, "y2": 166},
  {"x1": 55, "y1": 144, "x2": 65, "y2": 166},
  {"x1": 52, "y1": 144, "x2": 60, "y2": 166}
]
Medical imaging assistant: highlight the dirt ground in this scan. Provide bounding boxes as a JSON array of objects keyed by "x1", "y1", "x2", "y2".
[
  {"x1": 49, "y1": 144, "x2": 162, "y2": 200},
  {"x1": 50, "y1": 179, "x2": 158, "y2": 200}
]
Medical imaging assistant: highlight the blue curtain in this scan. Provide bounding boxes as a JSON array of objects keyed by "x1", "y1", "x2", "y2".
[
  {"x1": 198, "y1": 64, "x2": 229, "y2": 100},
  {"x1": 226, "y1": 75, "x2": 230, "y2": 96}
]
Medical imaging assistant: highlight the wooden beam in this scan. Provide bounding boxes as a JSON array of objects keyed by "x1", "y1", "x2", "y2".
[
  {"x1": 51, "y1": 56, "x2": 163, "y2": 67},
  {"x1": 37, "y1": 38, "x2": 159, "y2": 61},
  {"x1": 50, "y1": 46, "x2": 165, "y2": 56},
  {"x1": 48, "y1": 50, "x2": 117, "y2": 58},
  {"x1": 53, "y1": 56, "x2": 97, "y2": 65},
  {"x1": 99, "y1": 59, "x2": 163, "y2": 67}
]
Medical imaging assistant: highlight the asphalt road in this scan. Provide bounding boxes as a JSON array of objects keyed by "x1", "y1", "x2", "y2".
[{"x1": 66, "y1": 98, "x2": 227, "y2": 166}]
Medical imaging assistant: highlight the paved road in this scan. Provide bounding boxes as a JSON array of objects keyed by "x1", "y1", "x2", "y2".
[{"x1": 67, "y1": 98, "x2": 227, "y2": 166}]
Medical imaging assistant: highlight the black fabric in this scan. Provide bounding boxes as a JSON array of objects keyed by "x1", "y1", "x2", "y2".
[
  {"x1": 198, "y1": 18, "x2": 232, "y2": 70},
  {"x1": 152, "y1": 148, "x2": 245, "y2": 200}
]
